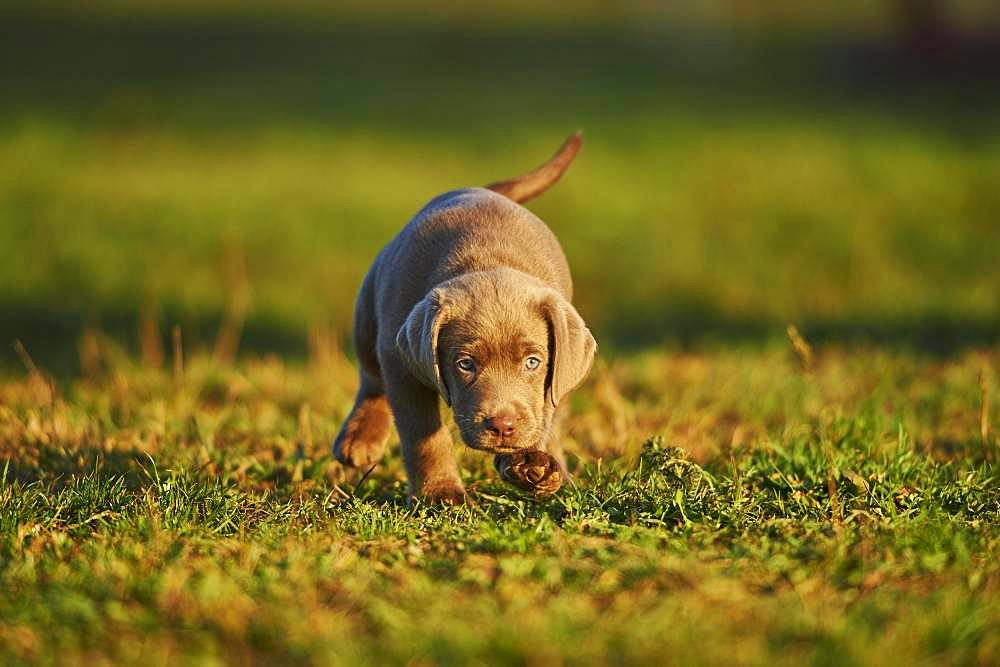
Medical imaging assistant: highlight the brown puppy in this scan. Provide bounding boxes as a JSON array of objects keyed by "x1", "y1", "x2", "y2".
[{"x1": 333, "y1": 134, "x2": 596, "y2": 503}]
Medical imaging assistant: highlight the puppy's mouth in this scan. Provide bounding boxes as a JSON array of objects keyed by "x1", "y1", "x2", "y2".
[
  {"x1": 458, "y1": 427, "x2": 545, "y2": 455},
  {"x1": 470, "y1": 441, "x2": 523, "y2": 455},
  {"x1": 452, "y1": 410, "x2": 546, "y2": 454}
]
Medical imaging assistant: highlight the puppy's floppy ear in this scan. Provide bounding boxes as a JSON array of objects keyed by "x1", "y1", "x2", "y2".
[
  {"x1": 538, "y1": 291, "x2": 597, "y2": 407},
  {"x1": 396, "y1": 289, "x2": 452, "y2": 405}
]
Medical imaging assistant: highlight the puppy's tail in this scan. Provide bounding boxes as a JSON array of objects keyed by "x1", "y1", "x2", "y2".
[{"x1": 485, "y1": 132, "x2": 582, "y2": 204}]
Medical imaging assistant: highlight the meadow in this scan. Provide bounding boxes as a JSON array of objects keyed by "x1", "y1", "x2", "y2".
[{"x1": 1, "y1": 2, "x2": 999, "y2": 664}]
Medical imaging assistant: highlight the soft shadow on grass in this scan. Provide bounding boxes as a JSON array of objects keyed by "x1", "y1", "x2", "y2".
[{"x1": 3, "y1": 299, "x2": 999, "y2": 378}]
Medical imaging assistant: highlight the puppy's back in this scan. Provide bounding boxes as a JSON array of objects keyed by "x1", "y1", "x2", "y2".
[
  {"x1": 407, "y1": 188, "x2": 570, "y2": 290},
  {"x1": 372, "y1": 188, "x2": 573, "y2": 333}
]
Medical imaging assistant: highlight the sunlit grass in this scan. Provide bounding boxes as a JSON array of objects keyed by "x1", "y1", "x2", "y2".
[
  {"x1": 1, "y1": 6, "x2": 999, "y2": 370},
  {"x1": 0, "y1": 344, "x2": 997, "y2": 663},
  {"x1": 2, "y1": 117, "x2": 998, "y2": 364},
  {"x1": 1, "y1": 3, "x2": 998, "y2": 663}
]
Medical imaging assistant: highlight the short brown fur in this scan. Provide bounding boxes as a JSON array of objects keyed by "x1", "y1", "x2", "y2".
[{"x1": 333, "y1": 135, "x2": 596, "y2": 503}]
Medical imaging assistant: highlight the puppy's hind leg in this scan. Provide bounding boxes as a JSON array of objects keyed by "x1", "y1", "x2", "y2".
[
  {"x1": 333, "y1": 273, "x2": 394, "y2": 468},
  {"x1": 333, "y1": 370, "x2": 393, "y2": 468}
]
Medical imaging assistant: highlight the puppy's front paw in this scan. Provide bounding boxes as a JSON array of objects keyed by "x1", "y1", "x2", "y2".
[
  {"x1": 495, "y1": 449, "x2": 563, "y2": 496},
  {"x1": 417, "y1": 480, "x2": 468, "y2": 506}
]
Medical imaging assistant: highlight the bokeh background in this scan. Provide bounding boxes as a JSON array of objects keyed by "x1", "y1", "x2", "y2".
[{"x1": 2, "y1": 0, "x2": 999, "y2": 374}]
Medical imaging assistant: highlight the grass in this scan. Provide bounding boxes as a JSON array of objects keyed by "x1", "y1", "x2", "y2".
[
  {"x1": 1, "y1": 344, "x2": 998, "y2": 664},
  {"x1": 1, "y1": 2, "x2": 999, "y2": 664},
  {"x1": 1, "y1": 4, "x2": 999, "y2": 373}
]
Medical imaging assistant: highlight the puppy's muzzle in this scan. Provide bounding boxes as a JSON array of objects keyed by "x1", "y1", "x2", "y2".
[
  {"x1": 484, "y1": 411, "x2": 517, "y2": 439},
  {"x1": 476, "y1": 410, "x2": 532, "y2": 453},
  {"x1": 485, "y1": 410, "x2": 527, "y2": 451}
]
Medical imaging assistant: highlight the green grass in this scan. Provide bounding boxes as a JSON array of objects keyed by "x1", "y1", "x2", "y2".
[
  {"x1": 1, "y1": 4, "x2": 999, "y2": 373},
  {"x1": 1, "y1": 346, "x2": 998, "y2": 664},
  {"x1": 1, "y1": 2, "x2": 999, "y2": 664}
]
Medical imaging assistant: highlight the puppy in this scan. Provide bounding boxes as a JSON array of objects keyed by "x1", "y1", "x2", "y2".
[{"x1": 332, "y1": 134, "x2": 596, "y2": 503}]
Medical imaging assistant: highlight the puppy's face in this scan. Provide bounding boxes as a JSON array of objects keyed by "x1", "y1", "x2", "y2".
[
  {"x1": 396, "y1": 269, "x2": 596, "y2": 454},
  {"x1": 439, "y1": 311, "x2": 550, "y2": 452}
]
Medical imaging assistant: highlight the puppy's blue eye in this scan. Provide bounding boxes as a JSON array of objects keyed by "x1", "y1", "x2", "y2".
[
  {"x1": 456, "y1": 358, "x2": 475, "y2": 372},
  {"x1": 525, "y1": 356, "x2": 541, "y2": 371}
]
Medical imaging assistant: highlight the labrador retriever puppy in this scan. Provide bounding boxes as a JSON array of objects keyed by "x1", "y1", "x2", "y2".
[{"x1": 332, "y1": 134, "x2": 596, "y2": 504}]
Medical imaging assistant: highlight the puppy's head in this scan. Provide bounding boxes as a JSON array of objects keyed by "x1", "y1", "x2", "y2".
[{"x1": 396, "y1": 268, "x2": 596, "y2": 453}]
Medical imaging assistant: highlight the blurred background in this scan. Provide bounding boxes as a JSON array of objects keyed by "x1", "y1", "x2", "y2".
[{"x1": 1, "y1": 0, "x2": 998, "y2": 375}]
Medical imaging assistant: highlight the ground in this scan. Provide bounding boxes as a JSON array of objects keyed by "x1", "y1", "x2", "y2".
[
  {"x1": 0, "y1": 2, "x2": 999, "y2": 665},
  {"x1": 2, "y1": 345, "x2": 997, "y2": 664}
]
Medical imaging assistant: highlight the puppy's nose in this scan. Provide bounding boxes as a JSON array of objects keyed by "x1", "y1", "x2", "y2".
[{"x1": 485, "y1": 412, "x2": 517, "y2": 438}]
